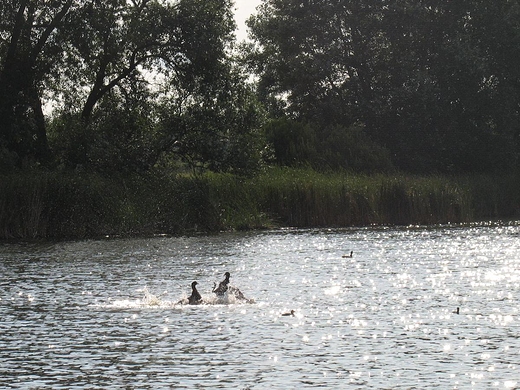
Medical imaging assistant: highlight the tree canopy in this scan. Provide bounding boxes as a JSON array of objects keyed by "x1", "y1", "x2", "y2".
[
  {"x1": 246, "y1": 0, "x2": 520, "y2": 173},
  {"x1": 1, "y1": 0, "x2": 520, "y2": 175},
  {"x1": 0, "y1": 0, "x2": 264, "y2": 173}
]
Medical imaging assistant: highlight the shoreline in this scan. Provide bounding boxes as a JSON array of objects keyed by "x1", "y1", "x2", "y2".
[{"x1": 1, "y1": 168, "x2": 519, "y2": 240}]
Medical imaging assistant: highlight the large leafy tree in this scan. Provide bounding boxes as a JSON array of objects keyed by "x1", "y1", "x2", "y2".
[
  {"x1": 51, "y1": 0, "x2": 247, "y2": 171},
  {"x1": 467, "y1": 0, "x2": 520, "y2": 171},
  {"x1": 247, "y1": 0, "x2": 520, "y2": 173},
  {"x1": 246, "y1": 0, "x2": 379, "y2": 126},
  {"x1": 50, "y1": 0, "x2": 241, "y2": 171},
  {"x1": 0, "y1": 0, "x2": 75, "y2": 166},
  {"x1": 1, "y1": 0, "x2": 260, "y2": 173},
  {"x1": 54, "y1": 0, "x2": 236, "y2": 123},
  {"x1": 245, "y1": 0, "x2": 395, "y2": 172},
  {"x1": 375, "y1": 0, "x2": 517, "y2": 173}
]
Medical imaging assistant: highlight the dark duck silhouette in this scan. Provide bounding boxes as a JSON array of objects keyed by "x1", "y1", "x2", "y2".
[
  {"x1": 453, "y1": 307, "x2": 460, "y2": 315},
  {"x1": 213, "y1": 272, "x2": 230, "y2": 297},
  {"x1": 188, "y1": 281, "x2": 202, "y2": 305},
  {"x1": 282, "y1": 310, "x2": 295, "y2": 317},
  {"x1": 342, "y1": 251, "x2": 353, "y2": 258}
]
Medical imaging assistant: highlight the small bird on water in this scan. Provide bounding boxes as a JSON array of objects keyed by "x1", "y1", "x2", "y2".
[
  {"x1": 211, "y1": 271, "x2": 253, "y2": 302},
  {"x1": 282, "y1": 310, "x2": 295, "y2": 317},
  {"x1": 213, "y1": 272, "x2": 230, "y2": 296},
  {"x1": 453, "y1": 307, "x2": 460, "y2": 314},
  {"x1": 342, "y1": 251, "x2": 353, "y2": 258},
  {"x1": 188, "y1": 281, "x2": 202, "y2": 305}
]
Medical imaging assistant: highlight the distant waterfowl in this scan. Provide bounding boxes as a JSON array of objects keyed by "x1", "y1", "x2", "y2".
[
  {"x1": 211, "y1": 272, "x2": 255, "y2": 303},
  {"x1": 188, "y1": 281, "x2": 202, "y2": 305},
  {"x1": 282, "y1": 310, "x2": 295, "y2": 317},
  {"x1": 453, "y1": 307, "x2": 460, "y2": 315},
  {"x1": 228, "y1": 285, "x2": 244, "y2": 299},
  {"x1": 229, "y1": 285, "x2": 254, "y2": 303},
  {"x1": 213, "y1": 272, "x2": 230, "y2": 297},
  {"x1": 342, "y1": 251, "x2": 353, "y2": 258}
]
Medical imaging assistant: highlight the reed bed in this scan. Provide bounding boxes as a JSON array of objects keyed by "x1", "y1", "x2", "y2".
[
  {"x1": 253, "y1": 169, "x2": 473, "y2": 227},
  {"x1": 0, "y1": 168, "x2": 518, "y2": 239}
]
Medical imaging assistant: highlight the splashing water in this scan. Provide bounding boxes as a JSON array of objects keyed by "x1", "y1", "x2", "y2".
[
  {"x1": 141, "y1": 286, "x2": 166, "y2": 306},
  {"x1": 104, "y1": 284, "x2": 255, "y2": 309}
]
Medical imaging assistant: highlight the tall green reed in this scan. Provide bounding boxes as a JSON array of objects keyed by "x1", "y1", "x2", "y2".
[{"x1": 0, "y1": 168, "x2": 518, "y2": 239}]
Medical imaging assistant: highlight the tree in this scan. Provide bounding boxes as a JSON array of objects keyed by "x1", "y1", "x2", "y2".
[
  {"x1": 48, "y1": 0, "x2": 242, "y2": 171},
  {"x1": 246, "y1": 0, "x2": 520, "y2": 174},
  {"x1": 156, "y1": 62, "x2": 266, "y2": 175},
  {"x1": 54, "y1": 0, "x2": 236, "y2": 124},
  {"x1": 1, "y1": 0, "x2": 257, "y2": 172},
  {"x1": 466, "y1": 0, "x2": 520, "y2": 171},
  {"x1": 246, "y1": 0, "x2": 384, "y2": 124},
  {"x1": 0, "y1": 0, "x2": 75, "y2": 167}
]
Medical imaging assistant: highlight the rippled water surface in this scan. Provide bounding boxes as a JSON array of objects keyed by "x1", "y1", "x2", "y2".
[{"x1": 2, "y1": 223, "x2": 520, "y2": 389}]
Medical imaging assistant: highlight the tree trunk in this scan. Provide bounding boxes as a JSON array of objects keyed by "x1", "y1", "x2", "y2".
[{"x1": 28, "y1": 86, "x2": 51, "y2": 164}]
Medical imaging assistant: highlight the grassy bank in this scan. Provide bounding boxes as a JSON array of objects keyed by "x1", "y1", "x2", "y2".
[
  {"x1": 253, "y1": 168, "x2": 519, "y2": 227},
  {"x1": 1, "y1": 168, "x2": 519, "y2": 239}
]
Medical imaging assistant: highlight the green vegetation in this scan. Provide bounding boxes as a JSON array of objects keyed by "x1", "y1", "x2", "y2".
[
  {"x1": 1, "y1": 168, "x2": 518, "y2": 239},
  {"x1": 1, "y1": 1, "x2": 520, "y2": 239},
  {"x1": 245, "y1": 0, "x2": 520, "y2": 174},
  {"x1": 2, "y1": 0, "x2": 520, "y2": 176}
]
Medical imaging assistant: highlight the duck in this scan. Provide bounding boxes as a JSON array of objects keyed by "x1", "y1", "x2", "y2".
[
  {"x1": 213, "y1": 272, "x2": 230, "y2": 297},
  {"x1": 282, "y1": 310, "x2": 295, "y2": 317},
  {"x1": 453, "y1": 307, "x2": 460, "y2": 315},
  {"x1": 228, "y1": 285, "x2": 254, "y2": 303},
  {"x1": 187, "y1": 281, "x2": 202, "y2": 305},
  {"x1": 342, "y1": 251, "x2": 353, "y2": 258}
]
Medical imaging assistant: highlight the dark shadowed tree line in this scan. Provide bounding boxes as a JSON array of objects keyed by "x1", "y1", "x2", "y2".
[
  {"x1": 1, "y1": 0, "x2": 520, "y2": 175},
  {"x1": 0, "y1": 0, "x2": 264, "y2": 174},
  {"x1": 246, "y1": 0, "x2": 520, "y2": 174}
]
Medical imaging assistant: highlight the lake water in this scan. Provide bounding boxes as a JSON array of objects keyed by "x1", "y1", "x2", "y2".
[{"x1": 1, "y1": 223, "x2": 520, "y2": 389}]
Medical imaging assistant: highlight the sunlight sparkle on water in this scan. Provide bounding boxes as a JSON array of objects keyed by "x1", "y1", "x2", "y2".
[
  {"x1": 324, "y1": 285, "x2": 341, "y2": 295},
  {"x1": 3, "y1": 223, "x2": 520, "y2": 388}
]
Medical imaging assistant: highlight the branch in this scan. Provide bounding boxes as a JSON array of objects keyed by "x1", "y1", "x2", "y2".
[
  {"x1": 2, "y1": 0, "x2": 28, "y2": 70},
  {"x1": 31, "y1": 0, "x2": 74, "y2": 64},
  {"x1": 81, "y1": 48, "x2": 150, "y2": 121}
]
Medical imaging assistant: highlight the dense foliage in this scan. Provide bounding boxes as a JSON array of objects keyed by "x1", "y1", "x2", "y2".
[
  {"x1": 1, "y1": 0, "x2": 520, "y2": 175},
  {"x1": 246, "y1": 0, "x2": 520, "y2": 174},
  {"x1": 0, "y1": 0, "x2": 264, "y2": 173},
  {"x1": 3, "y1": 168, "x2": 519, "y2": 239}
]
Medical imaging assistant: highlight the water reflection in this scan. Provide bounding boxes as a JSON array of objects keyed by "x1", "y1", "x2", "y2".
[{"x1": 1, "y1": 223, "x2": 520, "y2": 388}]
